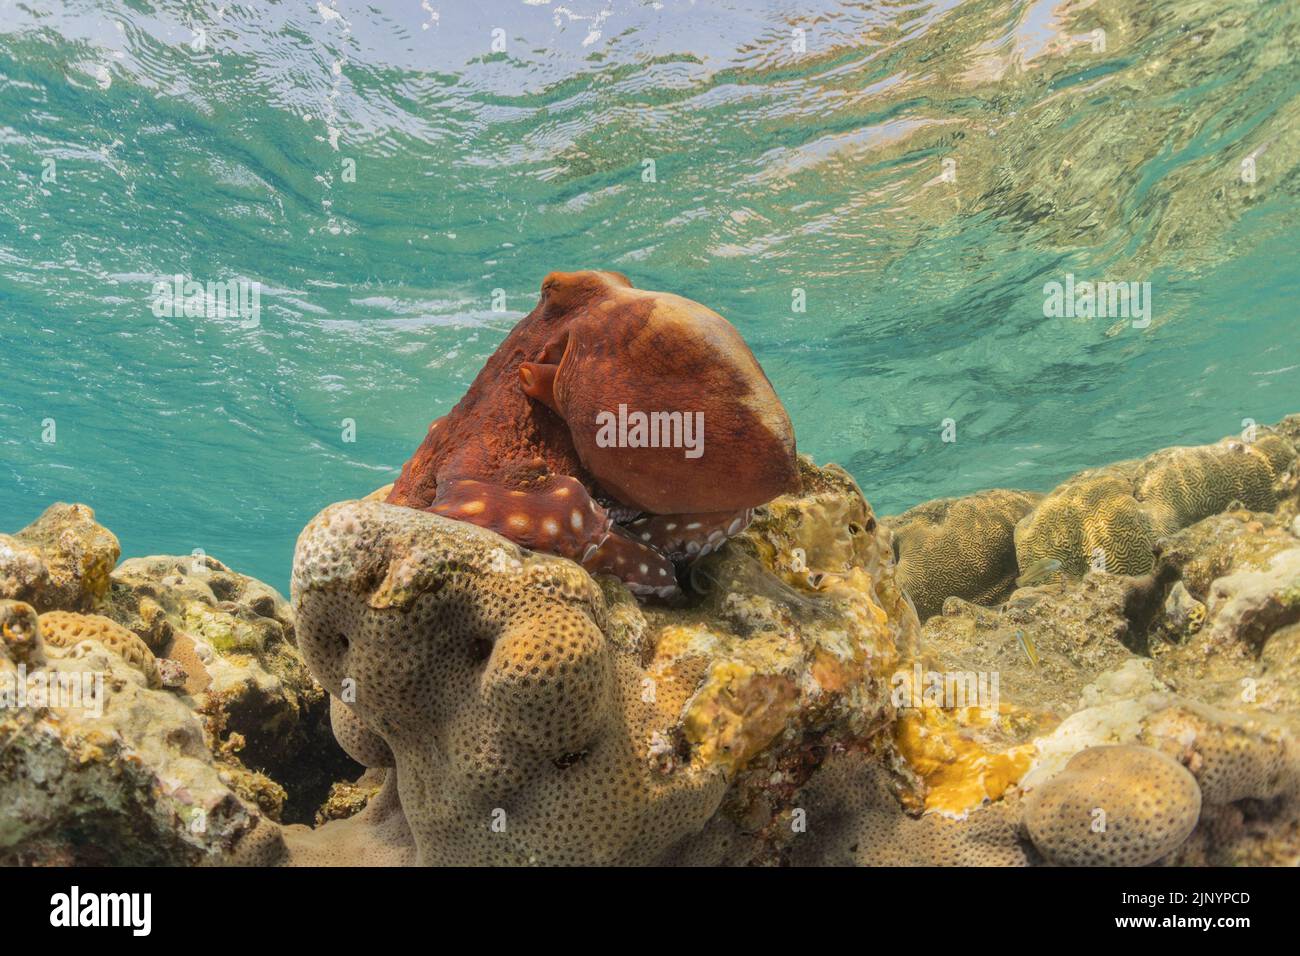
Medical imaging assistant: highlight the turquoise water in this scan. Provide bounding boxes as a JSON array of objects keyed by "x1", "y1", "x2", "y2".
[{"x1": 2, "y1": 0, "x2": 1297, "y2": 595}]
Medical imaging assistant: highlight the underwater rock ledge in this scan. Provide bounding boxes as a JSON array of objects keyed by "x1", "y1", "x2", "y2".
[{"x1": 2, "y1": 417, "x2": 1299, "y2": 865}]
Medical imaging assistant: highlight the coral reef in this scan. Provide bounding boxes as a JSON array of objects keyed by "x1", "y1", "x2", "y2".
[
  {"x1": 3, "y1": 415, "x2": 1299, "y2": 866},
  {"x1": 234, "y1": 457, "x2": 915, "y2": 865},
  {"x1": 787, "y1": 750, "x2": 1032, "y2": 866}
]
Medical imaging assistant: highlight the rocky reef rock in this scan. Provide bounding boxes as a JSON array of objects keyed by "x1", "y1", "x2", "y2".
[
  {"x1": 99, "y1": 554, "x2": 357, "y2": 821},
  {"x1": 1, "y1": 601, "x2": 259, "y2": 865},
  {"x1": 0, "y1": 503, "x2": 120, "y2": 613},
  {"x1": 168, "y1": 428, "x2": 1300, "y2": 867},
  {"x1": 789, "y1": 415, "x2": 1299, "y2": 868},
  {"x1": 0, "y1": 508, "x2": 356, "y2": 865}
]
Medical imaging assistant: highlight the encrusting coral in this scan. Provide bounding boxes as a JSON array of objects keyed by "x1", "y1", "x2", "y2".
[
  {"x1": 100, "y1": 553, "x2": 358, "y2": 821},
  {"x1": 37, "y1": 611, "x2": 161, "y2": 688}
]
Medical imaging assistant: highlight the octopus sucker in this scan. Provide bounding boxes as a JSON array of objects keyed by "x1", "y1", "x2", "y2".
[{"x1": 387, "y1": 270, "x2": 800, "y2": 599}]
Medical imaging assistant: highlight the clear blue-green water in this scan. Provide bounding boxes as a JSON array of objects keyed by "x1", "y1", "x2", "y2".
[{"x1": 2, "y1": 0, "x2": 1297, "y2": 595}]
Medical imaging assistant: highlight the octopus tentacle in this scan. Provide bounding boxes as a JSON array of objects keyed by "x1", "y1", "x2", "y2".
[
  {"x1": 427, "y1": 475, "x2": 608, "y2": 560},
  {"x1": 578, "y1": 525, "x2": 679, "y2": 600},
  {"x1": 625, "y1": 509, "x2": 754, "y2": 562},
  {"x1": 426, "y1": 475, "x2": 680, "y2": 599}
]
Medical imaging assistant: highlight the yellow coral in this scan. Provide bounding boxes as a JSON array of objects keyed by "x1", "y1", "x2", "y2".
[
  {"x1": 894, "y1": 705, "x2": 1035, "y2": 817},
  {"x1": 683, "y1": 661, "x2": 799, "y2": 776}
]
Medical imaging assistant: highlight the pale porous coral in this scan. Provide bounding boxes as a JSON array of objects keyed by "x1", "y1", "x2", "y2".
[
  {"x1": 1022, "y1": 745, "x2": 1201, "y2": 867},
  {"x1": 0, "y1": 503, "x2": 120, "y2": 612},
  {"x1": 231, "y1": 459, "x2": 917, "y2": 866},
  {"x1": 886, "y1": 489, "x2": 1041, "y2": 620}
]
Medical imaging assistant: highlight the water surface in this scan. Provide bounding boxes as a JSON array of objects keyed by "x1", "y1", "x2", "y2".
[{"x1": 2, "y1": 0, "x2": 1297, "y2": 592}]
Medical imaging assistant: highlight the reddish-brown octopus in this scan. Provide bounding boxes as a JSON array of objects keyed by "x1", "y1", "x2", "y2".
[{"x1": 387, "y1": 270, "x2": 800, "y2": 598}]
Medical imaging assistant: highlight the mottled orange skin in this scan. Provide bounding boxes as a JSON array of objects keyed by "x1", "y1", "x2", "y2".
[{"x1": 387, "y1": 270, "x2": 800, "y2": 597}]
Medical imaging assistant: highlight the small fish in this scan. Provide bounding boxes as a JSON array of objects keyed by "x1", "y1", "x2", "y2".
[
  {"x1": 1015, "y1": 629, "x2": 1039, "y2": 667},
  {"x1": 1016, "y1": 557, "x2": 1062, "y2": 588}
]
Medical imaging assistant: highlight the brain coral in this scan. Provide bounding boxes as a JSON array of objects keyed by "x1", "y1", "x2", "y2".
[
  {"x1": 1136, "y1": 436, "x2": 1291, "y2": 535},
  {"x1": 1014, "y1": 468, "x2": 1156, "y2": 577},
  {"x1": 1023, "y1": 744, "x2": 1201, "y2": 866},
  {"x1": 38, "y1": 610, "x2": 160, "y2": 688},
  {"x1": 1016, "y1": 433, "x2": 1296, "y2": 578},
  {"x1": 886, "y1": 489, "x2": 1042, "y2": 619},
  {"x1": 268, "y1": 458, "x2": 911, "y2": 866}
]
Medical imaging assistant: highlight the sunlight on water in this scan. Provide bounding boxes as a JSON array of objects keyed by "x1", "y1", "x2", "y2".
[{"x1": 1, "y1": 0, "x2": 1297, "y2": 592}]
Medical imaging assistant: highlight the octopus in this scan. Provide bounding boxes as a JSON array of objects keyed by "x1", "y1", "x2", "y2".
[{"x1": 387, "y1": 270, "x2": 800, "y2": 599}]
